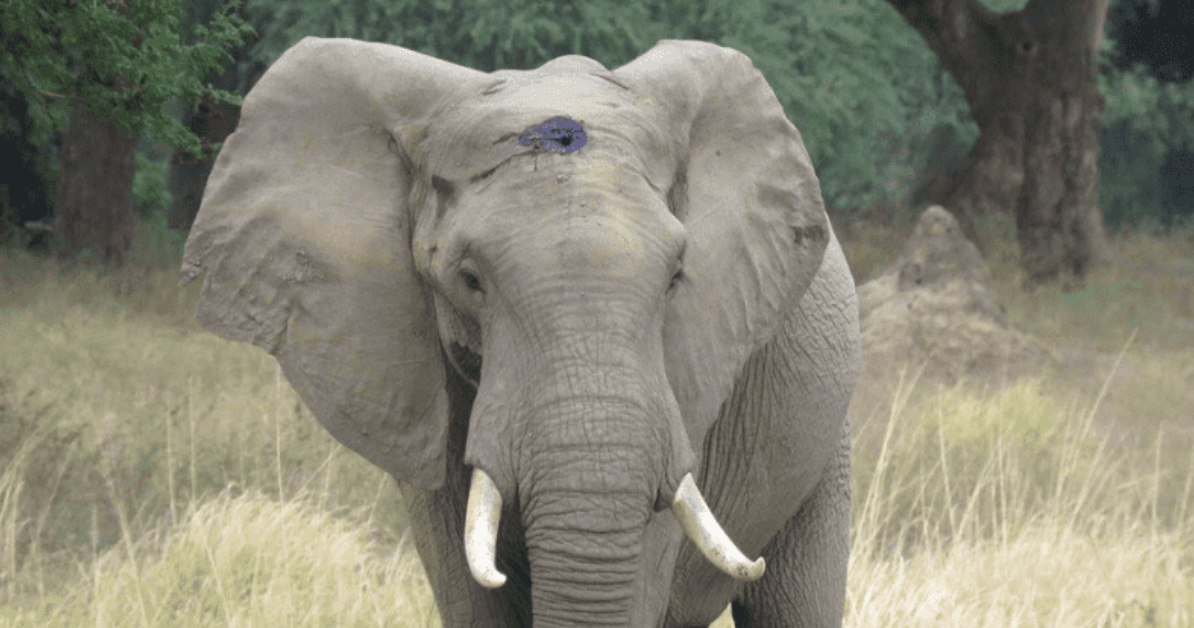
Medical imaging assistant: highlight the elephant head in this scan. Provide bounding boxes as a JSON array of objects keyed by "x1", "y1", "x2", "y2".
[{"x1": 182, "y1": 37, "x2": 830, "y2": 624}]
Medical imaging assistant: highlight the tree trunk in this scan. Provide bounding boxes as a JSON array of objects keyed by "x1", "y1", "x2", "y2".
[
  {"x1": 1017, "y1": 61, "x2": 1107, "y2": 286},
  {"x1": 54, "y1": 102, "x2": 138, "y2": 266},
  {"x1": 886, "y1": 0, "x2": 1113, "y2": 287}
]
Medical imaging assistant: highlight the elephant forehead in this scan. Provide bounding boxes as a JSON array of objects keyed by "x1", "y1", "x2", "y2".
[
  {"x1": 422, "y1": 72, "x2": 671, "y2": 185},
  {"x1": 446, "y1": 155, "x2": 683, "y2": 270}
]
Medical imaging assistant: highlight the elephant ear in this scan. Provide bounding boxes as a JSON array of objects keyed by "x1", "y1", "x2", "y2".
[
  {"x1": 181, "y1": 38, "x2": 486, "y2": 490},
  {"x1": 616, "y1": 41, "x2": 831, "y2": 445}
]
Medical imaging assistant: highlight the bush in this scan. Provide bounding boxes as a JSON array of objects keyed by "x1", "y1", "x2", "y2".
[{"x1": 132, "y1": 153, "x2": 172, "y2": 221}]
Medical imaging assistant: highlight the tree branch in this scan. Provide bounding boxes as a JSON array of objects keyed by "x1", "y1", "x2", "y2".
[{"x1": 883, "y1": 0, "x2": 1031, "y2": 128}]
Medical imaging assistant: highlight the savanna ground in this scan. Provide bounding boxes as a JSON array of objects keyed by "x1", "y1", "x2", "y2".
[{"x1": 0, "y1": 215, "x2": 1191, "y2": 627}]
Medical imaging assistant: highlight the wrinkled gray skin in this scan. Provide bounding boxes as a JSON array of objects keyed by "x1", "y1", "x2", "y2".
[{"x1": 182, "y1": 37, "x2": 860, "y2": 628}]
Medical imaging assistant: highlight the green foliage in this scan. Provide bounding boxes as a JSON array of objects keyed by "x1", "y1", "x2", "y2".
[
  {"x1": 1097, "y1": 43, "x2": 1194, "y2": 228},
  {"x1": 1097, "y1": 121, "x2": 1169, "y2": 228},
  {"x1": 976, "y1": 0, "x2": 1029, "y2": 10},
  {"x1": 127, "y1": 209, "x2": 188, "y2": 270},
  {"x1": 248, "y1": 0, "x2": 653, "y2": 71},
  {"x1": 712, "y1": 0, "x2": 922, "y2": 210},
  {"x1": 0, "y1": 0, "x2": 251, "y2": 154},
  {"x1": 132, "y1": 152, "x2": 172, "y2": 219}
]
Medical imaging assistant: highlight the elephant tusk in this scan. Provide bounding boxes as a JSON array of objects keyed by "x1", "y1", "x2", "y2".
[
  {"x1": 671, "y1": 473, "x2": 766, "y2": 581},
  {"x1": 465, "y1": 467, "x2": 507, "y2": 588}
]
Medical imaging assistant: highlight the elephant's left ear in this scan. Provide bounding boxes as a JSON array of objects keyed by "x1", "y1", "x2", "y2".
[
  {"x1": 616, "y1": 41, "x2": 831, "y2": 443},
  {"x1": 181, "y1": 38, "x2": 488, "y2": 490}
]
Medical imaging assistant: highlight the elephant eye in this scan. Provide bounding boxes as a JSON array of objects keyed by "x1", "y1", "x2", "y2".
[
  {"x1": 459, "y1": 269, "x2": 484, "y2": 293},
  {"x1": 668, "y1": 268, "x2": 686, "y2": 291}
]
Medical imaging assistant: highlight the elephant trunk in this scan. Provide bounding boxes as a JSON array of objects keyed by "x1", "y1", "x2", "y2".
[
  {"x1": 525, "y1": 501, "x2": 648, "y2": 626},
  {"x1": 520, "y1": 448, "x2": 656, "y2": 628}
]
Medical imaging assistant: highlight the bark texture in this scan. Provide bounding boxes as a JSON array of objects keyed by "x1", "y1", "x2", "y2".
[
  {"x1": 54, "y1": 102, "x2": 138, "y2": 266},
  {"x1": 887, "y1": 0, "x2": 1113, "y2": 287}
]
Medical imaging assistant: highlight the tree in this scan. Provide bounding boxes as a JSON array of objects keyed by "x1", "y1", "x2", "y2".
[
  {"x1": 169, "y1": 0, "x2": 263, "y2": 232},
  {"x1": 1098, "y1": 0, "x2": 1194, "y2": 228},
  {"x1": 885, "y1": 0, "x2": 1114, "y2": 287},
  {"x1": 0, "y1": 0, "x2": 249, "y2": 265},
  {"x1": 0, "y1": 71, "x2": 56, "y2": 243}
]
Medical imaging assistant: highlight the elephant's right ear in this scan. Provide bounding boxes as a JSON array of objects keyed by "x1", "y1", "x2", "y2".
[{"x1": 181, "y1": 38, "x2": 486, "y2": 490}]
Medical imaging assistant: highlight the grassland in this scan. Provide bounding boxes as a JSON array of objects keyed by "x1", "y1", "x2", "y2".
[{"x1": 0, "y1": 218, "x2": 1191, "y2": 627}]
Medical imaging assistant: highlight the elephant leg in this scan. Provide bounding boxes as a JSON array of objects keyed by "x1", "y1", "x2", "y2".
[
  {"x1": 398, "y1": 356, "x2": 532, "y2": 628},
  {"x1": 732, "y1": 415, "x2": 851, "y2": 628}
]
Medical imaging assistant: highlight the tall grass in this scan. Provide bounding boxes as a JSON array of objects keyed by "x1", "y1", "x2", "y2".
[
  {"x1": 0, "y1": 488, "x2": 436, "y2": 628},
  {"x1": 1, "y1": 219, "x2": 1192, "y2": 626},
  {"x1": 847, "y1": 363, "x2": 1193, "y2": 627}
]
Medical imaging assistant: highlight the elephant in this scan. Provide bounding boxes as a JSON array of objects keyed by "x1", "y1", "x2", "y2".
[{"x1": 181, "y1": 37, "x2": 861, "y2": 628}]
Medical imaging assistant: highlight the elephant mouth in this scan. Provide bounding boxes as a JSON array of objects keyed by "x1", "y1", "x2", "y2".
[
  {"x1": 448, "y1": 341, "x2": 483, "y2": 386},
  {"x1": 463, "y1": 467, "x2": 765, "y2": 589}
]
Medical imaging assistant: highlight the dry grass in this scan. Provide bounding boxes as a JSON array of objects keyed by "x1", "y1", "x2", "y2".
[
  {"x1": 848, "y1": 527, "x2": 1190, "y2": 627},
  {"x1": 0, "y1": 491, "x2": 435, "y2": 628}
]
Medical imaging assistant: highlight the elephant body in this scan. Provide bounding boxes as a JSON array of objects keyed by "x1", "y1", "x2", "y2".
[
  {"x1": 182, "y1": 37, "x2": 860, "y2": 627},
  {"x1": 402, "y1": 232, "x2": 857, "y2": 627}
]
